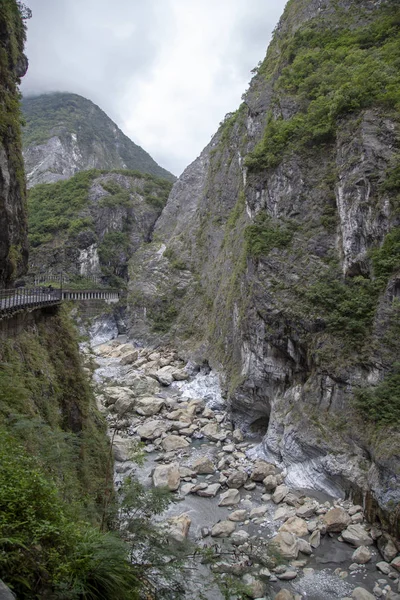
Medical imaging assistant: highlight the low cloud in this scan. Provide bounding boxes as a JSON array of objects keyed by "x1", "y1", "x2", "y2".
[{"x1": 22, "y1": 0, "x2": 287, "y2": 175}]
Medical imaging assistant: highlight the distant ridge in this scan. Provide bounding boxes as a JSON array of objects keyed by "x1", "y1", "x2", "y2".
[{"x1": 22, "y1": 92, "x2": 175, "y2": 187}]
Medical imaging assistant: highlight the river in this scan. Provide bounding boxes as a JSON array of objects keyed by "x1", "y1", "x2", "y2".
[{"x1": 82, "y1": 327, "x2": 399, "y2": 600}]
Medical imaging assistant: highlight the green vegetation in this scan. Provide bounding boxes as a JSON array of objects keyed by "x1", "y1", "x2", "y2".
[
  {"x1": 21, "y1": 93, "x2": 176, "y2": 181},
  {"x1": 28, "y1": 169, "x2": 172, "y2": 248},
  {"x1": 99, "y1": 180, "x2": 132, "y2": 208},
  {"x1": 98, "y1": 231, "x2": 130, "y2": 278},
  {"x1": 164, "y1": 247, "x2": 187, "y2": 270},
  {"x1": 355, "y1": 364, "x2": 400, "y2": 425},
  {"x1": 0, "y1": 307, "x2": 110, "y2": 506},
  {"x1": 304, "y1": 275, "x2": 379, "y2": 341},
  {"x1": 0, "y1": 0, "x2": 28, "y2": 284},
  {"x1": 218, "y1": 105, "x2": 244, "y2": 146},
  {"x1": 28, "y1": 169, "x2": 172, "y2": 286},
  {"x1": 382, "y1": 159, "x2": 400, "y2": 194},
  {"x1": 0, "y1": 307, "x2": 126, "y2": 597},
  {"x1": 28, "y1": 169, "x2": 99, "y2": 246},
  {"x1": 148, "y1": 298, "x2": 178, "y2": 333},
  {"x1": 142, "y1": 178, "x2": 172, "y2": 210},
  {"x1": 0, "y1": 431, "x2": 141, "y2": 599},
  {"x1": 244, "y1": 212, "x2": 294, "y2": 257},
  {"x1": 371, "y1": 228, "x2": 400, "y2": 281},
  {"x1": 246, "y1": 4, "x2": 400, "y2": 171},
  {"x1": 226, "y1": 190, "x2": 246, "y2": 231}
]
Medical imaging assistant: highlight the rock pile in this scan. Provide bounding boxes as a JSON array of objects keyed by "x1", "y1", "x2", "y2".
[{"x1": 93, "y1": 340, "x2": 400, "y2": 600}]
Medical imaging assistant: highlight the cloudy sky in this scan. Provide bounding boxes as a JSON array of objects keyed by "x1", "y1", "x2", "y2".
[{"x1": 21, "y1": 0, "x2": 287, "y2": 176}]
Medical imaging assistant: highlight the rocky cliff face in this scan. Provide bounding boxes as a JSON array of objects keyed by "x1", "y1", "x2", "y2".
[
  {"x1": 28, "y1": 169, "x2": 172, "y2": 287},
  {"x1": 0, "y1": 0, "x2": 29, "y2": 286},
  {"x1": 128, "y1": 0, "x2": 400, "y2": 534},
  {"x1": 22, "y1": 93, "x2": 176, "y2": 187}
]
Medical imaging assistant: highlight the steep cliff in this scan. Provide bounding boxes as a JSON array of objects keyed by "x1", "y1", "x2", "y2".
[
  {"x1": 0, "y1": 306, "x2": 120, "y2": 597},
  {"x1": 22, "y1": 92, "x2": 176, "y2": 187},
  {"x1": 128, "y1": 0, "x2": 400, "y2": 533},
  {"x1": 28, "y1": 169, "x2": 172, "y2": 287},
  {"x1": 0, "y1": 0, "x2": 29, "y2": 286}
]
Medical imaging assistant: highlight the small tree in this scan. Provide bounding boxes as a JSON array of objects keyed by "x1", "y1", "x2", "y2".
[{"x1": 16, "y1": 1, "x2": 32, "y2": 20}]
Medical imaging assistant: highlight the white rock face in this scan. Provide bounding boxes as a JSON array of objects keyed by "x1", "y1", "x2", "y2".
[
  {"x1": 24, "y1": 135, "x2": 82, "y2": 187},
  {"x1": 23, "y1": 94, "x2": 174, "y2": 187},
  {"x1": 79, "y1": 243, "x2": 100, "y2": 278}
]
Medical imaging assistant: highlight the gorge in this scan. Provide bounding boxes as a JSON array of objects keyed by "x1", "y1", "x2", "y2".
[{"x1": 0, "y1": 0, "x2": 400, "y2": 598}]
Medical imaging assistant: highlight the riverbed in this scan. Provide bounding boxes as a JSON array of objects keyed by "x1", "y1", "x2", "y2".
[{"x1": 85, "y1": 333, "x2": 400, "y2": 600}]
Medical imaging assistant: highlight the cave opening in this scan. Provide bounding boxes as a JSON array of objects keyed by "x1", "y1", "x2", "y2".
[{"x1": 249, "y1": 415, "x2": 270, "y2": 435}]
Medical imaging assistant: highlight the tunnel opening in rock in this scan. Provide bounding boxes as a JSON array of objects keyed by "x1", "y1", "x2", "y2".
[{"x1": 249, "y1": 416, "x2": 270, "y2": 435}]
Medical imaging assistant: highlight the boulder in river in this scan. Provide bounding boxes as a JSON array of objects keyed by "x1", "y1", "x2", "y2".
[
  {"x1": 352, "y1": 546, "x2": 372, "y2": 564},
  {"x1": 229, "y1": 509, "x2": 247, "y2": 522},
  {"x1": 378, "y1": 534, "x2": 398, "y2": 562},
  {"x1": 232, "y1": 429, "x2": 244, "y2": 443},
  {"x1": 263, "y1": 474, "x2": 278, "y2": 491},
  {"x1": 322, "y1": 507, "x2": 351, "y2": 532},
  {"x1": 226, "y1": 470, "x2": 248, "y2": 489},
  {"x1": 351, "y1": 588, "x2": 376, "y2": 600},
  {"x1": 171, "y1": 368, "x2": 189, "y2": 381},
  {"x1": 297, "y1": 538, "x2": 312, "y2": 555},
  {"x1": 119, "y1": 350, "x2": 139, "y2": 365},
  {"x1": 196, "y1": 483, "x2": 221, "y2": 497},
  {"x1": 309, "y1": 529, "x2": 321, "y2": 548},
  {"x1": 250, "y1": 505, "x2": 268, "y2": 519},
  {"x1": 167, "y1": 513, "x2": 191, "y2": 542},
  {"x1": 251, "y1": 460, "x2": 276, "y2": 481},
  {"x1": 161, "y1": 435, "x2": 190, "y2": 452},
  {"x1": 155, "y1": 366, "x2": 176, "y2": 386},
  {"x1": 230, "y1": 530, "x2": 250, "y2": 546},
  {"x1": 279, "y1": 516, "x2": 308, "y2": 537},
  {"x1": 218, "y1": 489, "x2": 240, "y2": 506},
  {"x1": 296, "y1": 501, "x2": 317, "y2": 519},
  {"x1": 152, "y1": 462, "x2": 180, "y2": 490},
  {"x1": 121, "y1": 372, "x2": 160, "y2": 396},
  {"x1": 211, "y1": 520, "x2": 236, "y2": 538},
  {"x1": 272, "y1": 532, "x2": 300, "y2": 559},
  {"x1": 241, "y1": 574, "x2": 266, "y2": 599},
  {"x1": 103, "y1": 386, "x2": 135, "y2": 407},
  {"x1": 114, "y1": 395, "x2": 136, "y2": 415},
  {"x1": 275, "y1": 590, "x2": 296, "y2": 600},
  {"x1": 192, "y1": 456, "x2": 216, "y2": 474},
  {"x1": 201, "y1": 422, "x2": 227, "y2": 442},
  {"x1": 274, "y1": 504, "x2": 296, "y2": 521},
  {"x1": 391, "y1": 555, "x2": 400, "y2": 571},
  {"x1": 137, "y1": 420, "x2": 169, "y2": 440},
  {"x1": 272, "y1": 485, "x2": 289, "y2": 504},
  {"x1": 342, "y1": 524, "x2": 373, "y2": 547},
  {"x1": 135, "y1": 396, "x2": 165, "y2": 416}
]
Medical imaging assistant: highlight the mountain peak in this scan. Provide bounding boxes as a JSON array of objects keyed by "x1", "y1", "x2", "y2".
[{"x1": 22, "y1": 92, "x2": 175, "y2": 187}]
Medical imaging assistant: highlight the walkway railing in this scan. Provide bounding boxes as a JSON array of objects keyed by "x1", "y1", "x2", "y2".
[
  {"x1": 0, "y1": 287, "x2": 62, "y2": 315},
  {"x1": 62, "y1": 289, "x2": 120, "y2": 302},
  {"x1": 0, "y1": 286, "x2": 121, "y2": 318}
]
